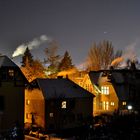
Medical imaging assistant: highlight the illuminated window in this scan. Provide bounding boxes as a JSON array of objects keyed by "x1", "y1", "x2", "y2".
[
  {"x1": 122, "y1": 101, "x2": 126, "y2": 106},
  {"x1": 101, "y1": 86, "x2": 109, "y2": 95},
  {"x1": 106, "y1": 101, "x2": 109, "y2": 110},
  {"x1": 103, "y1": 101, "x2": 109, "y2": 110},
  {"x1": 61, "y1": 101, "x2": 67, "y2": 109},
  {"x1": 111, "y1": 102, "x2": 115, "y2": 106},
  {"x1": 8, "y1": 69, "x2": 14, "y2": 77},
  {"x1": 26, "y1": 100, "x2": 30, "y2": 105},
  {"x1": 49, "y1": 113, "x2": 54, "y2": 117}
]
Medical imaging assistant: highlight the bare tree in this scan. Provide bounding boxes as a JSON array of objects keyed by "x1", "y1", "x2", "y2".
[
  {"x1": 44, "y1": 40, "x2": 61, "y2": 74},
  {"x1": 86, "y1": 40, "x2": 122, "y2": 71}
]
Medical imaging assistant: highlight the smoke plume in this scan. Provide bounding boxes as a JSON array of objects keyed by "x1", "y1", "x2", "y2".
[
  {"x1": 12, "y1": 35, "x2": 51, "y2": 57},
  {"x1": 111, "y1": 57, "x2": 124, "y2": 67},
  {"x1": 111, "y1": 42, "x2": 138, "y2": 68},
  {"x1": 123, "y1": 42, "x2": 137, "y2": 61}
]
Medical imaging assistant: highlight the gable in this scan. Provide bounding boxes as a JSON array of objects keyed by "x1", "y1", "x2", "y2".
[{"x1": 0, "y1": 55, "x2": 17, "y2": 67}]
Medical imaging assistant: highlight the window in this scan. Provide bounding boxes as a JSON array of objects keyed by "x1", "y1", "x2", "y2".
[
  {"x1": 8, "y1": 69, "x2": 14, "y2": 80},
  {"x1": 1, "y1": 69, "x2": 14, "y2": 81},
  {"x1": 122, "y1": 101, "x2": 126, "y2": 106},
  {"x1": 0, "y1": 96, "x2": 4, "y2": 111},
  {"x1": 8, "y1": 69, "x2": 14, "y2": 77},
  {"x1": 49, "y1": 113, "x2": 54, "y2": 118},
  {"x1": 106, "y1": 101, "x2": 109, "y2": 110},
  {"x1": 26, "y1": 100, "x2": 30, "y2": 105},
  {"x1": 111, "y1": 102, "x2": 115, "y2": 106},
  {"x1": 61, "y1": 101, "x2": 67, "y2": 109},
  {"x1": 101, "y1": 86, "x2": 109, "y2": 95},
  {"x1": 103, "y1": 101, "x2": 109, "y2": 110}
]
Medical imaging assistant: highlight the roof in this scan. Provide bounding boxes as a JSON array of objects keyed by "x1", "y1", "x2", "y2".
[
  {"x1": 30, "y1": 78, "x2": 94, "y2": 99},
  {"x1": 89, "y1": 69, "x2": 140, "y2": 84},
  {"x1": 0, "y1": 55, "x2": 18, "y2": 67},
  {"x1": 89, "y1": 70, "x2": 140, "y2": 100}
]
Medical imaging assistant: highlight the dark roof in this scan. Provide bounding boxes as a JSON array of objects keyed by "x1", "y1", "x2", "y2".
[
  {"x1": 89, "y1": 70, "x2": 140, "y2": 100},
  {"x1": 89, "y1": 71, "x2": 102, "y2": 85},
  {"x1": 30, "y1": 78, "x2": 94, "y2": 99},
  {"x1": 0, "y1": 55, "x2": 18, "y2": 67},
  {"x1": 89, "y1": 69, "x2": 140, "y2": 84}
]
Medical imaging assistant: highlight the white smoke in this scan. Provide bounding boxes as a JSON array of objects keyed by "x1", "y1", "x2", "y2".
[
  {"x1": 123, "y1": 42, "x2": 137, "y2": 61},
  {"x1": 118, "y1": 42, "x2": 137, "y2": 68},
  {"x1": 12, "y1": 35, "x2": 51, "y2": 57}
]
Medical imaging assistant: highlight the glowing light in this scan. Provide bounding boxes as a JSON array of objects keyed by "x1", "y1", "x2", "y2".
[{"x1": 128, "y1": 105, "x2": 132, "y2": 110}]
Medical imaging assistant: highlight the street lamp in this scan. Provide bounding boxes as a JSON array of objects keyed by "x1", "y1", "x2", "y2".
[{"x1": 127, "y1": 105, "x2": 132, "y2": 110}]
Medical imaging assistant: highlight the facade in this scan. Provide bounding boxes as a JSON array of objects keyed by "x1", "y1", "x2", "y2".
[
  {"x1": 0, "y1": 55, "x2": 27, "y2": 132},
  {"x1": 89, "y1": 69, "x2": 140, "y2": 115},
  {"x1": 25, "y1": 77, "x2": 94, "y2": 131},
  {"x1": 50, "y1": 67, "x2": 140, "y2": 116}
]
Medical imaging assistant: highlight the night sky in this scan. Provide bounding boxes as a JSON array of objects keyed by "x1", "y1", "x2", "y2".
[{"x1": 0, "y1": 0, "x2": 140, "y2": 66}]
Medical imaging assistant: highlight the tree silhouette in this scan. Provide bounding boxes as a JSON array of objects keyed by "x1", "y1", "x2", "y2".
[
  {"x1": 21, "y1": 48, "x2": 46, "y2": 82},
  {"x1": 58, "y1": 51, "x2": 74, "y2": 71},
  {"x1": 21, "y1": 47, "x2": 34, "y2": 67}
]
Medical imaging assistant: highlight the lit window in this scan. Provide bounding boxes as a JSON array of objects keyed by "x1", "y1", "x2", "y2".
[
  {"x1": 8, "y1": 69, "x2": 14, "y2": 77},
  {"x1": 26, "y1": 100, "x2": 30, "y2": 105},
  {"x1": 101, "y1": 86, "x2": 109, "y2": 95},
  {"x1": 61, "y1": 101, "x2": 67, "y2": 109},
  {"x1": 106, "y1": 101, "x2": 109, "y2": 110},
  {"x1": 122, "y1": 101, "x2": 126, "y2": 106},
  {"x1": 111, "y1": 102, "x2": 115, "y2": 106},
  {"x1": 103, "y1": 101, "x2": 109, "y2": 110},
  {"x1": 49, "y1": 113, "x2": 54, "y2": 117}
]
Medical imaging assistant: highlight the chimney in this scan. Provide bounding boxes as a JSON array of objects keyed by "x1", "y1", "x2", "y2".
[
  {"x1": 57, "y1": 76, "x2": 63, "y2": 79},
  {"x1": 110, "y1": 66, "x2": 114, "y2": 70},
  {"x1": 130, "y1": 61, "x2": 136, "y2": 70}
]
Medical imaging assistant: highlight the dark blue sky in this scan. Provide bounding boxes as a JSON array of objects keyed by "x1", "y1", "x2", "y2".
[{"x1": 0, "y1": 0, "x2": 140, "y2": 66}]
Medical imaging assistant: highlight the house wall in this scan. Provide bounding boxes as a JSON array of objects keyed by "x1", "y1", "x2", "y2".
[
  {"x1": 0, "y1": 82, "x2": 24, "y2": 131},
  {"x1": 94, "y1": 76, "x2": 119, "y2": 115},
  {"x1": 24, "y1": 89, "x2": 45, "y2": 128},
  {"x1": 45, "y1": 97, "x2": 93, "y2": 131}
]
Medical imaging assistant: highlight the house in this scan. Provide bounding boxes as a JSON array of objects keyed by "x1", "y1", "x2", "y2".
[
  {"x1": 25, "y1": 77, "x2": 94, "y2": 132},
  {"x1": 89, "y1": 69, "x2": 140, "y2": 115},
  {"x1": 0, "y1": 55, "x2": 27, "y2": 132}
]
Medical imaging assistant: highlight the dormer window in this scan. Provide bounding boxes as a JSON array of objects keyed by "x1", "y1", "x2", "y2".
[
  {"x1": 101, "y1": 86, "x2": 109, "y2": 95},
  {"x1": 122, "y1": 101, "x2": 126, "y2": 106}
]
